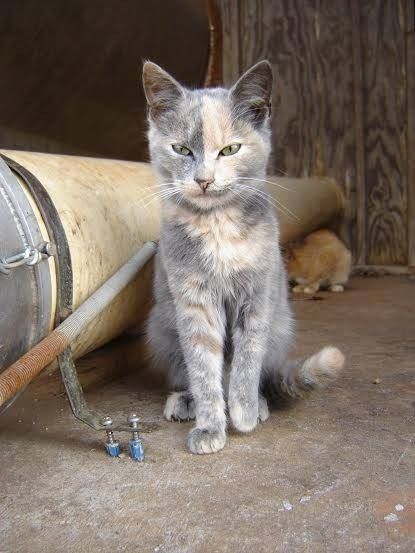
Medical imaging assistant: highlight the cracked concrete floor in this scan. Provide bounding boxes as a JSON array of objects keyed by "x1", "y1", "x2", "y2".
[{"x1": 0, "y1": 276, "x2": 414, "y2": 552}]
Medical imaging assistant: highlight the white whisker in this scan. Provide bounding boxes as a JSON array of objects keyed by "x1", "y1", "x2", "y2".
[
  {"x1": 233, "y1": 176, "x2": 291, "y2": 192},
  {"x1": 141, "y1": 189, "x2": 180, "y2": 210},
  {"x1": 238, "y1": 184, "x2": 299, "y2": 221}
]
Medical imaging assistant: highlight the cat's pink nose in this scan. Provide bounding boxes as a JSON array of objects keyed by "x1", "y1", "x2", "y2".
[{"x1": 195, "y1": 177, "x2": 214, "y2": 193}]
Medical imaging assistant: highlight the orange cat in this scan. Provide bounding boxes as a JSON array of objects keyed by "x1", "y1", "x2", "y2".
[{"x1": 284, "y1": 229, "x2": 352, "y2": 294}]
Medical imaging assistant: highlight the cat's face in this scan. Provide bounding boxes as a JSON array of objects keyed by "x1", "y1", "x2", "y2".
[{"x1": 143, "y1": 61, "x2": 273, "y2": 211}]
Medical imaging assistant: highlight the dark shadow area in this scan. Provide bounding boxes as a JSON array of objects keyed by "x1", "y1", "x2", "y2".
[{"x1": 0, "y1": 0, "x2": 209, "y2": 160}]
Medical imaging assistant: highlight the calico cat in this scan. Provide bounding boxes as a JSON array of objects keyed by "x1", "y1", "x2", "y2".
[
  {"x1": 143, "y1": 60, "x2": 345, "y2": 454},
  {"x1": 285, "y1": 229, "x2": 352, "y2": 294}
]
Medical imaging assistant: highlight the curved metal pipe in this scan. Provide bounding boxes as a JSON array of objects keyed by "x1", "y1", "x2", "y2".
[{"x1": 0, "y1": 241, "x2": 157, "y2": 408}]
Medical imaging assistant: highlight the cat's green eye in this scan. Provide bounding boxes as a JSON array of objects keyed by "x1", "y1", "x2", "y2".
[
  {"x1": 219, "y1": 143, "x2": 241, "y2": 157},
  {"x1": 172, "y1": 144, "x2": 192, "y2": 156}
]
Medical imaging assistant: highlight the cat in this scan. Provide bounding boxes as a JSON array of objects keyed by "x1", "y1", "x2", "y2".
[
  {"x1": 143, "y1": 60, "x2": 345, "y2": 454},
  {"x1": 284, "y1": 229, "x2": 352, "y2": 294}
]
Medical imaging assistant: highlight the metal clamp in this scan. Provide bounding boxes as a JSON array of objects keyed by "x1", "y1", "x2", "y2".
[
  {"x1": 0, "y1": 242, "x2": 56, "y2": 275},
  {"x1": 57, "y1": 347, "x2": 157, "y2": 460},
  {"x1": 101, "y1": 414, "x2": 145, "y2": 460}
]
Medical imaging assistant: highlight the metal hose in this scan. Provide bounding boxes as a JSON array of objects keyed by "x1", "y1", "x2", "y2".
[{"x1": 0, "y1": 241, "x2": 157, "y2": 408}]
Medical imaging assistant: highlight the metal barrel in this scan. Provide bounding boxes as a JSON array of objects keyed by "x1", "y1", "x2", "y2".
[{"x1": 0, "y1": 150, "x2": 160, "y2": 371}]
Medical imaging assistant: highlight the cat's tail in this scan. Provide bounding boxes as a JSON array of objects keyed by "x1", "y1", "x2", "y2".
[{"x1": 266, "y1": 346, "x2": 345, "y2": 400}]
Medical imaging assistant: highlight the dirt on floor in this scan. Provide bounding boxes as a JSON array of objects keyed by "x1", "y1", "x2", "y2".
[{"x1": 0, "y1": 276, "x2": 414, "y2": 553}]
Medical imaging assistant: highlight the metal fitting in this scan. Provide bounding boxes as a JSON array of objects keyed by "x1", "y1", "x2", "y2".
[
  {"x1": 0, "y1": 242, "x2": 56, "y2": 275},
  {"x1": 39, "y1": 241, "x2": 57, "y2": 257},
  {"x1": 102, "y1": 416, "x2": 120, "y2": 457},
  {"x1": 128, "y1": 413, "x2": 144, "y2": 461},
  {"x1": 128, "y1": 413, "x2": 140, "y2": 439}
]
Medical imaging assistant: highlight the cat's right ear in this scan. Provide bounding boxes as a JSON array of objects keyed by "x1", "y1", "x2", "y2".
[
  {"x1": 229, "y1": 60, "x2": 273, "y2": 127},
  {"x1": 142, "y1": 61, "x2": 184, "y2": 121}
]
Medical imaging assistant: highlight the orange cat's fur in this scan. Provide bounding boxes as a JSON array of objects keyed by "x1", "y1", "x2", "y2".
[{"x1": 284, "y1": 229, "x2": 352, "y2": 294}]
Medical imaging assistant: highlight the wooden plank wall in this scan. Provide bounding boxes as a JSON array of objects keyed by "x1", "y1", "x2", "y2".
[
  {"x1": 407, "y1": 0, "x2": 415, "y2": 267},
  {"x1": 220, "y1": 0, "x2": 411, "y2": 267}
]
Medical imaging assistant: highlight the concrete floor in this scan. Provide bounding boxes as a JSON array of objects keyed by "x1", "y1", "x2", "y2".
[{"x1": 1, "y1": 276, "x2": 414, "y2": 553}]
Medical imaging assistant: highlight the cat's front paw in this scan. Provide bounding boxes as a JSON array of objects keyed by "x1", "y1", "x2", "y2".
[
  {"x1": 292, "y1": 285, "x2": 304, "y2": 294},
  {"x1": 229, "y1": 397, "x2": 259, "y2": 433},
  {"x1": 258, "y1": 394, "x2": 270, "y2": 422},
  {"x1": 329, "y1": 284, "x2": 344, "y2": 292},
  {"x1": 304, "y1": 284, "x2": 320, "y2": 294},
  {"x1": 164, "y1": 391, "x2": 195, "y2": 422},
  {"x1": 187, "y1": 427, "x2": 226, "y2": 454}
]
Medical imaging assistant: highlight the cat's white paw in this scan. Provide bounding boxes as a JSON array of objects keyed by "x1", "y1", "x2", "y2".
[
  {"x1": 258, "y1": 395, "x2": 270, "y2": 422},
  {"x1": 229, "y1": 399, "x2": 259, "y2": 433},
  {"x1": 304, "y1": 284, "x2": 319, "y2": 294},
  {"x1": 292, "y1": 285, "x2": 304, "y2": 294},
  {"x1": 187, "y1": 427, "x2": 226, "y2": 454},
  {"x1": 330, "y1": 284, "x2": 344, "y2": 292},
  {"x1": 164, "y1": 392, "x2": 195, "y2": 422}
]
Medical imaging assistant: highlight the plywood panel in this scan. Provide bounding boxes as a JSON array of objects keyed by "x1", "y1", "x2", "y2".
[
  {"x1": 220, "y1": 0, "x2": 410, "y2": 266},
  {"x1": 361, "y1": 0, "x2": 408, "y2": 265},
  {"x1": 407, "y1": 27, "x2": 415, "y2": 267},
  {"x1": 222, "y1": 0, "x2": 358, "y2": 251},
  {"x1": 351, "y1": 0, "x2": 367, "y2": 265},
  {"x1": 219, "y1": 0, "x2": 241, "y2": 84}
]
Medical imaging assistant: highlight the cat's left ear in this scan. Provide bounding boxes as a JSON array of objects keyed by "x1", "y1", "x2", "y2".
[
  {"x1": 142, "y1": 61, "x2": 184, "y2": 121},
  {"x1": 229, "y1": 60, "x2": 273, "y2": 126}
]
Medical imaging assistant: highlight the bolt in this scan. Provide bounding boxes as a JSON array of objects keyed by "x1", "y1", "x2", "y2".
[
  {"x1": 128, "y1": 413, "x2": 139, "y2": 427},
  {"x1": 128, "y1": 413, "x2": 144, "y2": 461},
  {"x1": 102, "y1": 416, "x2": 120, "y2": 457},
  {"x1": 102, "y1": 416, "x2": 115, "y2": 443},
  {"x1": 128, "y1": 413, "x2": 140, "y2": 440},
  {"x1": 102, "y1": 415, "x2": 113, "y2": 427},
  {"x1": 39, "y1": 241, "x2": 57, "y2": 257}
]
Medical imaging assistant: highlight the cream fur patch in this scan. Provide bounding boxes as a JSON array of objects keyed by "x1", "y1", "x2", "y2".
[
  {"x1": 168, "y1": 203, "x2": 268, "y2": 275},
  {"x1": 201, "y1": 95, "x2": 233, "y2": 152}
]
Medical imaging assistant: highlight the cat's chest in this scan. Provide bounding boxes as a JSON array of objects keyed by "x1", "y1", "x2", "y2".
[{"x1": 184, "y1": 208, "x2": 264, "y2": 275}]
